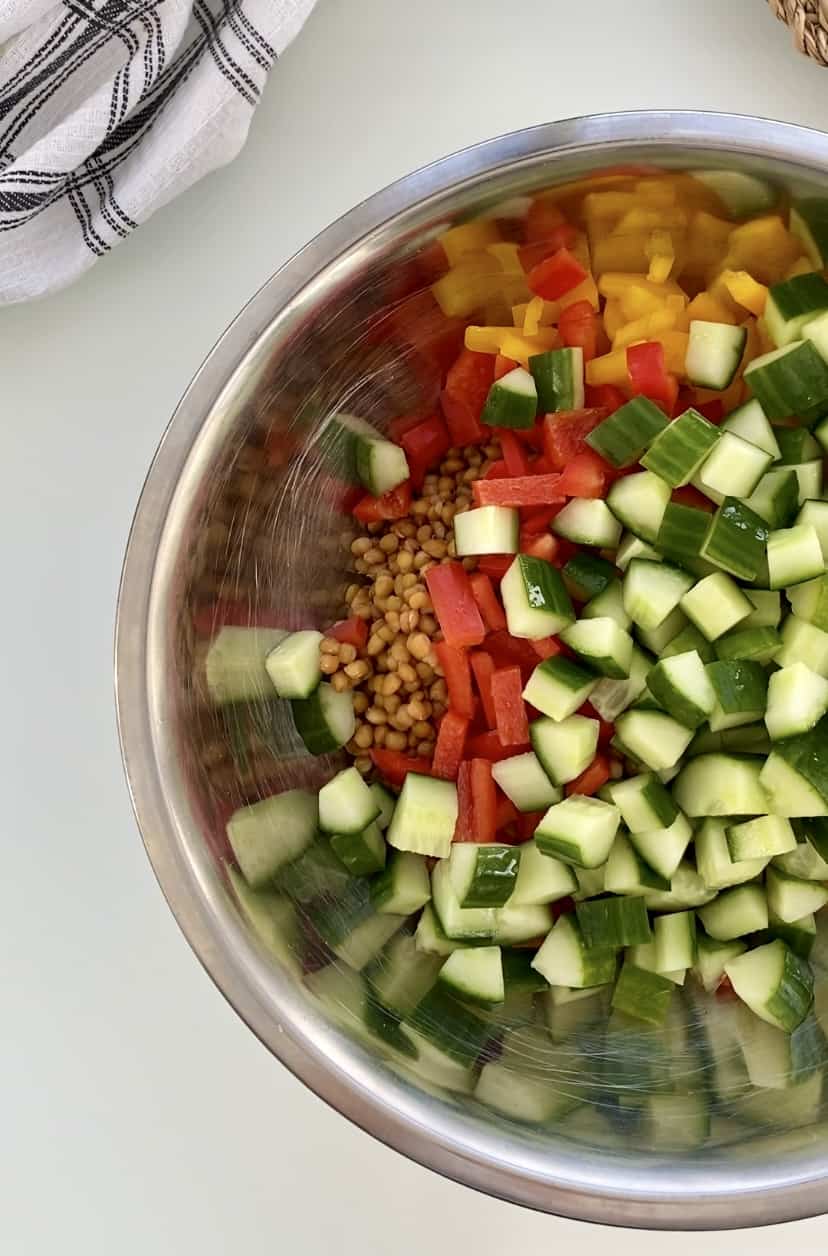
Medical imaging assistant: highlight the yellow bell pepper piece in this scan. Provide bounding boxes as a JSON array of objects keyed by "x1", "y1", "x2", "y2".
[
  {"x1": 634, "y1": 179, "x2": 678, "y2": 208},
  {"x1": 486, "y1": 241, "x2": 524, "y2": 275},
  {"x1": 583, "y1": 191, "x2": 640, "y2": 236},
  {"x1": 599, "y1": 272, "x2": 685, "y2": 301},
  {"x1": 615, "y1": 207, "x2": 688, "y2": 234},
  {"x1": 755, "y1": 317, "x2": 776, "y2": 357},
  {"x1": 646, "y1": 229, "x2": 676, "y2": 283},
  {"x1": 592, "y1": 233, "x2": 651, "y2": 276},
  {"x1": 706, "y1": 272, "x2": 748, "y2": 320},
  {"x1": 464, "y1": 325, "x2": 511, "y2": 355},
  {"x1": 658, "y1": 330, "x2": 690, "y2": 376},
  {"x1": 721, "y1": 270, "x2": 768, "y2": 317},
  {"x1": 558, "y1": 274, "x2": 601, "y2": 313},
  {"x1": 570, "y1": 231, "x2": 592, "y2": 274},
  {"x1": 613, "y1": 307, "x2": 680, "y2": 352},
  {"x1": 723, "y1": 216, "x2": 803, "y2": 285},
  {"x1": 681, "y1": 211, "x2": 733, "y2": 284},
  {"x1": 523, "y1": 296, "x2": 546, "y2": 337},
  {"x1": 586, "y1": 347, "x2": 630, "y2": 388},
  {"x1": 432, "y1": 255, "x2": 501, "y2": 318},
  {"x1": 603, "y1": 299, "x2": 626, "y2": 340},
  {"x1": 786, "y1": 256, "x2": 816, "y2": 279},
  {"x1": 438, "y1": 220, "x2": 501, "y2": 267},
  {"x1": 512, "y1": 302, "x2": 529, "y2": 328},
  {"x1": 685, "y1": 291, "x2": 738, "y2": 326},
  {"x1": 498, "y1": 329, "x2": 560, "y2": 367}
]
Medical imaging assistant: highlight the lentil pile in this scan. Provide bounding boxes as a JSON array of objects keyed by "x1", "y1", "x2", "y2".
[{"x1": 319, "y1": 441, "x2": 501, "y2": 774}]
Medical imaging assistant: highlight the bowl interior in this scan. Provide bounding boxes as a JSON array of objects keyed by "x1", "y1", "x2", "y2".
[{"x1": 118, "y1": 116, "x2": 828, "y2": 1227}]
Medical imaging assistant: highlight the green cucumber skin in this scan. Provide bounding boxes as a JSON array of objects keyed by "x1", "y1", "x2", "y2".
[
  {"x1": 771, "y1": 715, "x2": 828, "y2": 808},
  {"x1": 611, "y1": 963, "x2": 674, "y2": 1026},
  {"x1": 575, "y1": 895, "x2": 652, "y2": 949},
  {"x1": 707, "y1": 659, "x2": 768, "y2": 716},
  {"x1": 529, "y1": 348, "x2": 583, "y2": 413},
  {"x1": 460, "y1": 847, "x2": 521, "y2": 908},
  {"x1": 701, "y1": 497, "x2": 769, "y2": 583},
  {"x1": 586, "y1": 397, "x2": 668, "y2": 468}
]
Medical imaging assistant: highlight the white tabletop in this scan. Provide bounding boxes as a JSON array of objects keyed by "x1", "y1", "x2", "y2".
[{"x1": 5, "y1": 0, "x2": 828, "y2": 1250}]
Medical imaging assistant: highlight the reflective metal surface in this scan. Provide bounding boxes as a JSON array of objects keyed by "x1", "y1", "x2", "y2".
[{"x1": 116, "y1": 113, "x2": 828, "y2": 1228}]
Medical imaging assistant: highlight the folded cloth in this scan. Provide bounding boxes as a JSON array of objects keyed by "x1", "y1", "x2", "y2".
[{"x1": 0, "y1": 0, "x2": 317, "y2": 303}]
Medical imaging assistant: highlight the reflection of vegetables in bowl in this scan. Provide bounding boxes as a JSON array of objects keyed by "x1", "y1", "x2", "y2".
[{"x1": 117, "y1": 114, "x2": 828, "y2": 1229}]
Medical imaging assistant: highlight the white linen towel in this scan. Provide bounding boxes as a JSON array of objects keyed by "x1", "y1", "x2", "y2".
[{"x1": 0, "y1": 0, "x2": 317, "y2": 303}]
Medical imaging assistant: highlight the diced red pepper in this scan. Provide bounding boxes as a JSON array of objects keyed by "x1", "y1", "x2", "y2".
[
  {"x1": 469, "y1": 572, "x2": 507, "y2": 633},
  {"x1": 454, "y1": 761, "x2": 475, "y2": 842},
  {"x1": 352, "y1": 480, "x2": 412, "y2": 523},
  {"x1": 671, "y1": 484, "x2": 715, "y2": 512},
  {"x1": 491, "y1": 665, "x2": 530, "y2": 748},
  {"x1": 473, "y1": 473, "x2": 565, "y2": 508},
  {"x1": 494, "y1": 354, "x2": 518, "y2": 381},
  {"x1": 518, "y1": 229, "x2": 580, "y2": 273},
  {"x1": 470, "y1": 651, "x2": 497, "y2": 728},
  {"x1": 532, "y1": 636, "x2": 562, "y2": 660},
  {"x1": 432, "y1": 710, "x2": 470, "y2": 781},
  {"x1": 425, "y1": 562, "x2": 485, "y2": 649},
  {"x1": 477, "y1": 554, "x2": 513, "y2": 582},
  {"x1": 524, "y1": 198, "x2": 567, "y2": 243},
  {"x1": 484, "y1": 458, "x2": 509, "y2": 480},
  {"x1": 495, "y1": 793, "x2": 521, "y2": 832},
  {"x1": 696, "y1": 398, "x2": 725, "y2": 424},
  {"x1": 578, "y1": 701, "x2": 615, "y2": 745},
  {"x1": 370, "y1": 748, "x2": 431, "y2": 788},
  {"x1": 388, "y1": 410, "x2": 434, "y2": 442},
  {"x1": 327, "y1": 617, "x2": 369, "y2": 650},
  {"x1": 400, "y1": 414, "x2": 451, "y2": 490},
  {"x1": 566, "y1": 752, "x2": 612, "y2": 797},
  {"x1": 559, "y1": 299, "x2": 599, "y2": 362},
  {"x1": 586, "y1": 383, "x2": 627, "y2": 413},
  {"x1": 470, "y1": 758, "x2": 497, "y2": 843},
  {"x1": 520, "y1": 532, "x2": 558, "y2": 563},
  {"x1": 520, "y1": 505, "x2": 562, "y2": 536},
  {"x1": 555, "y1": 449, "x2": 608, "y2": 499},
  {"x1": 529, "y1": 453, "x2": 552, "y2": 474},
  {"x1": 542, "y1": 408, "x2": 609, "y2": 471},
  {"x1": 627, "y1": 341, "x2": 679, "y2": 414},
  {"x1": 465, "y1": 729, "x2": 526, "y2": 761},
  {"x1": 485, "y1": 630, "x2": 542, "y2": 672},
  {"x1": 551, "y1": 896, "x2": 576, "y2": 921},
  {"x1": 434, "y1": 640, "x2": 475, "y2": 718},
  {"x1": 527, "y1": 248, "x2": 588, "y2": 301},
  {"x1": 440, "y1": 349, "x2": 494, "y2": 446},
  {"x1": 498, "y1": 429, "x2": 531, "y2": 477}
]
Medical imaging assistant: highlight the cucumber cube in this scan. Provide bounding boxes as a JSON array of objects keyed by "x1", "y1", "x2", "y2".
[
  {"x1": 765, "y1": 662, "x2": 828, "y2": 740},
  {"x1": 647, "y1": 650, "x2": 716, "y2": 730},
  {"x1": 698, "y1": 884, "x2": 768, "y2": 941},
  {"x1": 695, "y1": 431, "x2": 771, "y2": 501},
  {"x1": 609, "y1": 772, "x2": 678, "y2": 833},
  {"x1": 586, "y1": 395, "x2": 668, "y2": 468},
  {"x1": 767, "y1": 523, "x2": 825, "y2": 590},
  {"x1": 453, "y1": 505, "x2": 519, "y2": 556},
  {"x1": 706, "y1": 658, "x2": 768, "y2": 733},
  {"x1": 481, "y1": 367, "x2": 538, "y2": 429},
  {"x1": 766, "y1": 867, "x2": 828, "y2": 924},
  {"x1": 727, "y1": 815, "x2": 797, "y2": 862},
  {"x1": 724, "y1": 939, "x2": 814, "y2": 1032},
  {"x1": 680, "y1": 571, "x2": 753, "y2": 641},
  {"x1": 613, "y1": 710, "x2": 694, "y2": 772},
  {"x1": 511, "y1": 841, "x2": 577, "y2": 907},
  {"x1": 530, "y1": 714, "x2": 599, "y2": 786},
  {"x1": 776, "y1": 615, "x2": 828, "y2": 677},
  {"x1": 642, "y1": 406, "x2": 720, "y2": 487},
  {"x1": 522, "y1": 655, "x2": 596, "y2": 722},
  {"x1": 560, "y1": 616, "x2": 633, "y2": 678},
  {"x1": 695, "y1": 817, "x2": 769, "y2": 891},
  {"x1": 607, "y1": 470, "x2": 672, "y2": 542},
  {"x1": 623, "y1": 558, "x2": 694, "y2": 631},
  {"x1": 553, "y1": 498, "x2": 622, "y2": 548},
  {"x1": 501, "y1": 554, "x2": 574, "y2": 639},
  {"x1": 535, "y1": 795, "x2": 621, "y2": 868}
]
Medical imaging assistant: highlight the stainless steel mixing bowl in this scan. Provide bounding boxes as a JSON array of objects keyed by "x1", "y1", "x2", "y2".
[{"x1": 116, "y1": 112, "x2": 828, "y2": 1229}]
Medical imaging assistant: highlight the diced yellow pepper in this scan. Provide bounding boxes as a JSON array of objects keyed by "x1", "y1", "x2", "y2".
[
  {"x1": 498, "y1": 329, "x2": 559, "y2": 366},
  {"x1": 721, "y1": 269, "x2": 768, "y2": 317},
  {"x1": 615, "y1": 207, "x2": 688, "y2": 234},
  {"x1": 602, "y1": 299, "x2": 626, "y2": 340},
  {"x1": 646, "y1": 229, "x2": 676, "y2": 283},
  {"x1": 432, "y1": 255, "x2": 500, "y2": 318},
  {"x1": 684, "y1": 292, "x2": 737, "y2": 326},
  {"x1": 586, "y1": 347, "x2": 630, "y2": 388},
  {"x1": 707, "y1": 272, "x2": 747, "y2": 320},
  {"x1": 486, "y1": 241, "x2": 524, "y2": 275},
  {"x1": 438, "y1": 220, "x2": 501, "y2": 267},
  {"x1": 599, "y1": 272, "x2": 685, "y2": 301},
  {"x1": 570, "y1": 231, "x2": 592, "y2": 274},
  {"x1": 592, "y1": 233, "x2": 651, "y2": 276},
  {"x1": 786, "y1": 256, "x2": 817, "y2": 279},
  {"x1": 464, "y1": 325, "x2": 510, "y2": 355},
  {"x1": 634, "y1": 179, "x2": 678, "y2": 208},
  {"x1": 613, "y1": 307, "x2": 679, "y2": 351},
  {"x1": 724, "y1": 216, "x2": 803, "y2": 285},
  {"x1": 523, "y1": 296, "x2": 546, "y2": 337},
  {"x1": 681, "y1": 211, "x2": 733, "y2": 284},
  {"x1": 558, "y1": 274, "x2": 600, "y2": 312},
  {"x1": 756, "y1": 316, "x2": 776, "y2": 356},
  {"x1": 619, "y1": 285, "x2": 666, "y2": 320},
  {"x1": 512, "y1": 302, "x2": 529, "y2": 328},
  {"x1": 659, "y1": 330, "x2": 689, "y2": 376},
  {"x1": 583, "y1": 191, "x2": 640, "y2": 236}
]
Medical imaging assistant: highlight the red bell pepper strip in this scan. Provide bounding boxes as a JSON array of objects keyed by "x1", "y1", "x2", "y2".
[
  {"x1": 483, "y1": 459, "x2": 509, "y2": 480},
  {"x1": 498, "y1": 430, "x2": 531, "y2": 477},
  {"x1": 520, "y1": 506, "x2": 562, "y2": 536},
  {"x1": 470, "y1": 651, "x2": 497, "y2": 728},
  {"x1": 558, "y1": 299, "x2": 599, "y2": 362},
  {"x1": 527, "y1": 248, "x2": 587, "y2": 300},
  {"x1": 696, "y1": 398, "x2": 725, "y2": 424},
  {"x1": 531, "y1": 635, "x2": 563, "y2": 660},
  {"x1": 465, "y1": 729, "x2": 526, "y2": 761},
  {"x1": 671, "y1": 484, "x2": 715, "y2": 512},
  {"x1": 454, "y1": 761, "x2": 475, "y2": 842},
  {"x1": 469, "y1": 572, "x2": 507, "y2": 633},
  {"x1": 388, "y1": 410, "x2": 434, "y2": 442},
  {"x1": 327, "y1": 617, "x2": 369, "y2": 650},
  {"x1": 352, "y1": 480, "x2": 412, "y2": 523},
  {"x1": 434, "y1": 640, "x2": 475, "y2": 718},
  {"x1": 400, "y1": 414, "x2": 451, "y2": 489},
  {"x1": 520, "y1": 532, "x2": 558, "y2": 564},
  {"x1": 370, "y1": 748, "x2": 431, "y2": 787},
  {"x1": 473, "y1": 473, "x2": 565, "y2": 508},
  {"x1": 627, "y1": 341, "x2": 679, "y2": 414},
  {"x1": 542, "y1": 408, "x2": 609, "y2": 471},
  {"x1": 495, "y1": 792, "x2": 521, "y2": 832},
  {"x1": 440, "y1": 348, "x2": 494, "y2": 446},
  {"x1": 555, "y1": 449, "x2": 608, "y2": 499},
  {"x1": 494, "y1": 354, "x2": 518, "y2": 380},
  {"x1": 491, "y1": 665, "x2": 530, "y2": 748},
  {"x1": 424, "y1": 562, "x2": 485, "y2": 649},
  {"x1": 517, "y1": 810, "x2": 544, "y2": 841},
  {"x1": 432, "y1": 710, "x2": 470, "y2": 781},
  {"x1": 485, "y1": 630, "x2": 541, "y2": 673},
  {"x1": 566, "y1": 752, "x2": 612, "y2": 797},
  {"x1": 586, "y1": 383, "x2": 627, "y2": 412},
  {"x1": 524, "y1": 198, "x2": 568, "y2": 243},
  {"x1": 470, "y1": 758, "x2": 497, "y2": 843},
  {"x1": 477, "y1": 555, "x2": 512, "y2": 582}
]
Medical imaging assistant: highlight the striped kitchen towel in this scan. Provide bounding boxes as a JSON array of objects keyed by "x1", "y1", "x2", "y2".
[{"x1": 0, "y1": 0, "x2": 317, "y2": 303}]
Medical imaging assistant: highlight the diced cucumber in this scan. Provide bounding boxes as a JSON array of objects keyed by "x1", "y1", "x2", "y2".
[
  {"x1": 475, "y1": 1030, "x2": 582, "y2": 1121},
  {"x1": 673, "y1": 753, "x2": 769, "y2": 816},
  {"x1": 692, "y1": 169, "x2": 777, "y2": 217},
  {"x1": 604, "y1": 831, "x2": 669, "y2": 894},
  {"x1": 529, "y1": 347, "x2": 584, "y2": 413},
  {"x1": 760, "y1": 747, "x2": 828, "y2": 819},
  {"x1": 560, "y1": 616, "x2": 633, "y2": 679},
  {"x1": 698, "y1": 884, "x2": 768, "y2": 941},
  {"x1": 645, "y1": 1092, "x2": 710, "y2": 1151},
  {"x1": 275, "y1": 836, "x2": 352, "y2": 903},
  {"x1": 531, "y1": 914, "x2": 618, "y2": 989},
  {"x1": 791, "y1": 461, "x2": 823, "y2": 504},
  {"x1": 722, "y1": 398, "x2": 781, "y2": 460},
  {"x1": 798, "y1": 501, "x2": 828, "y2": 562},
  {"x1": 774, "y1": 425, "x2": 822, "y2": 464},
  {"x1": 627, "y1": 940, "x2": 685, "y2": 985},
  {"x1": 714, "y1": 625, "x2": 781, "y2": 666},
  {"x1": 204, "y1": 626, "x2": 289, "y2": 705},
  {"x1": 439, "y1": 945, "x2": 505, "y2": 1006},
  {"x1": 330, "y1": 821, "x2": 386, "y2": 876},
  {"x1": 319, "y1": 765, "x2": 380, "y2": 835},
  {"x1": 291, "y1": 681, "x2": 356, "y2": 755},
  {"x1": 693, "y1": 932, "x2": 747, "y2": 992},
  {"x1": 742, "y1": 588, "x2": 782, "y2": 629},
  {"x1": 448, "y1": 843, "x2": 519, "y2": 909},
  {"x1": 767, "y1": 523, "x2": 825, "y2": 589},
  {"x1": 491, "y1": 751, "x2": 561, "y2": 813},
  {"x1": 355, "y1": 435, "x2": 410, "y2": 496},
  {"x1": 414, "y1": 903, "x2": 464, "y2": 956},
  {"x1": 689, "y1": 723, "x2": 771, "y2": 758},
  {"x1": 582, "y1": 579, "x2": 633, "y2": 632},
  {"x1": 609, "y1": 772, "x2": 678, "y2": 833},
  {"x1": 490, "y1": 901, "x2": 553, "y2": 945},
  {"x1": 511, "y1": 841, "x2": 577, "y2": 907},
  {"x1": 323, "y1": 412, "x2": 402, "y2": 488},
  {"x1": 331, "y1": 909, "x2": 405, "y2": 972},
  {"x1": 788, "y1": 573, "x2": 828, "y2": 631},
  {"x1": 680, "y1": 572, "x2": 752, "y2": 641},
  {"x1": 544, "y1": 982, "x2": 611, "y2": 1042},
  {"x1": 406, "y1": 984, "x2": 490, "y2": 1065},
  {"x1": 227, "y1": 868, "x2": 299, "y2": 973},
  {"x1": 501, "y1": 947, "x2": 550, "y2": 995},
  {"x1": 586, "y1": 395, "x2": 668, "y2": 468},
  {"x1": 264, "y1": 629, "x2": 323, "y2": 700},
  {"x1": 636, "y1": 605, "x2": 688, "y2": 656},
  {"x1": 706, "y1": 659, "x2": 768, "y2": 733},
  {"x1": 535, "y1": 794, "x2": 620, "y2": 868},
  {"x1": 575, "y1": 895, "x2": 651, "y2": 949},
  {"x1": 776, "y1": 838, "x2": 828, "y2": 882},
  {"x1": 227, "y1": 789, "x2": 318, "y2": 888},
  {"x1": 607, "y1": 470, "x2": 672, "y2": 542},
  {"x1": 654, "y1": 910, "x2": 696, "y2": 972},
  {"x1": 647, "y1": 650, "x2": 716, "y2": 730},
  {"x1": 776, "y1": 614, "x2": 828, "y2": 676},
  {"x1": 481, "y1": 366, "x2": 538, "y2": 429},
  {"x1": 623, "y1": 558, "x2": 694, "y2": 632},
  {"x1": 370, "y1": 782, "x2": 396, "y2": 830},
  {"x1": 642, "y1": 861, "x2": 717, "y2": 911},
  {"x1": 588, "y1": 645, "x2": 652, "y2": 721},
  {"x1": 743, "y1": 468, "x2": 800, "y2": 531},
  {"x1": 615, "y1": 533, "x2": 661, "y2": 571},
  {"x1": 695, "y1": 817, "x2": 769, "y2": 891},
  {"x1": 522, "y1": 655, "x2": 596, "y2": 722},
  {"x1": 562, "y1": 552, "x2": 617, "y2": 602},
  {"x1": 694, "y1": 430, "x2": 771, "y2": 502},
  {"x1": 387, "y1": 772, "x2": 458, "y2": 859},
  {"x1": 641, "y1": 406, "x2": 720, "y2": 487},
  {"x1": 453, "y1": 505, "x2": 519, "y2": 556},
  {"x1": 431, "y1": 860, "x2": 497, "y2": 941},
  {"x1": 790, "y1": 198, "x2": 828, "y2": 268},
  {"x1": 553, "y1": 498, "x2": 622, "y2": 548},
  {"x1": 766, "y1": 272, "x2": 828, "y2": 347},
  {"x1": 530, "y1": 714, "x2": 599, "y2": 786},
  {"x1": 368, "y1": 932, "x2": 443, "y2": 1016},
  {"x1": 613, "y1": 710, "x2": 694, "y2": 772},
  {"x1": 744, "y1": 340, "x2": 828, "y2": 422},
  {"x1": 611, "y1": 962, "x2": 674, "y2": 1026},
  {"x1": 501, "y1": 554, "x2": 575, "y2": 640},
  {"x1": 700, "y1": 496, "x2": 770, "y2": 582},
  {"x1": 727, "y1": 815, "x2": 796, "y2": 862},
  {"x1": 758, "y1": 910, "x2": 818, "y2": 960},
  {"x1": 765, "y1": 662, "x2": 828, "y2": 740},
  {"x1": 371, "y1": 850, "x2": 431, "y2": 915},
  {"x1": 629, "y1": 812, "x2": 693, "y2": 882},
  {"x1": 724, "y1": 939, "x2": 814, "y2": 1032},
  {"x1": 656, "y1": 502, "x2": 713, "y2": 572},
  {"x1": 686, "y1": 320, "x2": 747, "y2": 390},
  {"x1": 766, "y1": 867, "x2": 828, "y2": 924},
  {"x1": 732, "y1": 1001, "x2": 826, "y2": 1090}
]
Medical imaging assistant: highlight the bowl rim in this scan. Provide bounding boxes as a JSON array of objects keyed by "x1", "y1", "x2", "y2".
[{"x1": 116, "y1": 111, "x2": 828, "y2": 1229}]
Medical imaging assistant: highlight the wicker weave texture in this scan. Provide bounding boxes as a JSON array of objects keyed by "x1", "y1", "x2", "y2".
[{"x1": 770, "y1": 0, "x2": 828, "y2": 63}]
